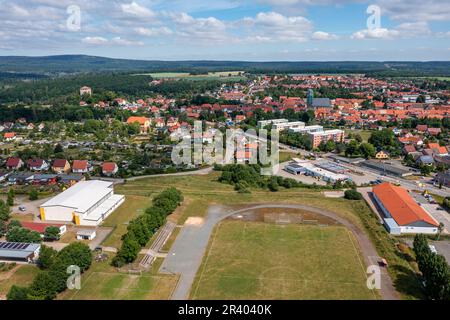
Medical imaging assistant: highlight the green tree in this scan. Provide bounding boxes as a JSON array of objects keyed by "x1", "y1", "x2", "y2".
[
  {"x1": 359, "y1": 143, "x2": 376, "y2": 158},
  {"x1": 37, "y1": 245, "x2": 58, "y2": 269},
  {"x1": 6, "y1": 286, "x2": 29, "y2": 300},
  {"x1": 44, "y1": 226, "x2": 61, "y2": 241},
  {"x1": 344, "y1": 189, "x2": 363, "y2": 200},
  {"x1": 29, "y1": 189, "x2": 39, "y2": 201},
  {"x1": 7, "y1": 188, "x2": 15, "y2": 206}
]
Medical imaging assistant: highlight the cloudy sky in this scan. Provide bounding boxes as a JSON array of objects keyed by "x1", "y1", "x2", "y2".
[{"x1": 0, "y1": 0, "x2": 449, "y2": 60}]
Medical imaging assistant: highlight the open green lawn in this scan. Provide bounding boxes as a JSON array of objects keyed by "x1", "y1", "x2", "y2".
[
  {"x1": 101, "y1": 195, "x2": 152, "y2": 248},
  {"x1": 0, "y1": 265, "x2": 39, "y2": 298},
  {"x1": 345, "y1": 129, "x2": 372, "y2": 142},
  {"x1": 60, "y1": 257, "x2": 178, "y2": 300},
  {"x1": 190, "y1": 220, "x2": 377, "y2": 300}
]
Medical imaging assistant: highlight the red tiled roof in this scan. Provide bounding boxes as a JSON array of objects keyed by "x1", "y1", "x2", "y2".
[
  {"x1": 27, "y1": 159, "x2": 44, "y2": 167},
  {"x1": 102, "y1": 162, "x2": 117, "y2": 172},
  {"x1": 4, "y1": 132, "x2": 15, "y2": 138},
  {"x1": 6, "y1": 157, "x2": 21, "y2": 167},
  {"x1": 72, "y1": 160, "x2": 88, "y2": 170},
  {"x1": 373, "y1": 183, "x2": 438, "y2": 227},
  {"x1": 127, "y1": 116, "x2": 149, "y2": 125},
  {"x1": 53, "y1": 159, "x2": 68, "y2": 168}
]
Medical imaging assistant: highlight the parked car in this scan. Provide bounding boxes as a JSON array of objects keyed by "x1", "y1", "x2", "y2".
[{"x1": 19, "y1": 206, "x2": 26, "y2": 212}]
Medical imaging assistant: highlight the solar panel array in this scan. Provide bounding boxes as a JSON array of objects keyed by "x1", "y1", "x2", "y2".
[{"x1": 0, "y1": 242, "x2": 30, "y2": 250}]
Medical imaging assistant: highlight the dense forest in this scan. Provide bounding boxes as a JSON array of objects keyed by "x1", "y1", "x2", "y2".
[
  {"x1": 0, "y1": 73, "x2": 155, "y2": 104},
  {"x1": 1, "y1": 55, "x2": 450, "y2": 76}
]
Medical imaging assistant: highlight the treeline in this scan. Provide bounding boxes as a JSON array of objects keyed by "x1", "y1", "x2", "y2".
[
  {"x1": 0, "y1": 104, "x2": 136, "y2": 123},
  {"x1": 0, "y1": 73, "x2": 153, "y2": 104},
  {"x1": 413, "y1": 235, "x2": 450, "y2": 300},
  {"x1": 150, "y1": 80, "x2": 222, "y2": 99},
  {"x1": 216, "y1": 164, "x2": 350, "y2": 193},
  {"x1": 7, "y1": 242, "x2": 92, "y2": 300},
  {"x1": 112, "y1": 188, "x2": 183, "y2": 267}
]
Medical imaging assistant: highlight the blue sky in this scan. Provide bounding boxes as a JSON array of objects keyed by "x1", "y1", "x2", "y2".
[{"x1": 0, "y1": 0, "x2": 449, "y2": 60}]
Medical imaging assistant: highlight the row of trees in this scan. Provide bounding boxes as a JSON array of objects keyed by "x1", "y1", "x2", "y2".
[
  {"x1": 112, "y1": 188, "x2": 183, "y2": 267},
  {"x1": 216, "y1": 164, "x2": 350, "y2": 193},
  {"x1": 413, "y1": 235, "x2": 450, "y2": 300},
  {"x1": 7, "y1": 242, "x2": 92, "y2": 300},
  {"x1": 0, "y1": 200, "x2": 10, "y2": 236}
]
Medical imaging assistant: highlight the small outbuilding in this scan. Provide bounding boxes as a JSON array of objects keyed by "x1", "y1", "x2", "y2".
[{"x1": 76, "y1": 229, "x2": 97, "y2": 241}]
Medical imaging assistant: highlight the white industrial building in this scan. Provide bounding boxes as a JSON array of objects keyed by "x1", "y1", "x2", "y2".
[
  {"x1": 39, "y1": 180, "x2": 125, "y2": 226},
  {"x1": 289, "y1": 125, "x2": 324, "y2": 134},
  {"x1": 257, "y1": 119, "x2": 288, "y2": 129},
  {"x1": 273, "y1": 121, "x2": 305, "y2": 132}
]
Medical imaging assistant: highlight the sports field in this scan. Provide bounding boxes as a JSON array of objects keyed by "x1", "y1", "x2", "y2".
[
  {"x1": 61, "y1": 258, "x2": 179, "y2": 300},
  {"x1": 190, "y1": 220, "x2": 378, "y2": 300}
]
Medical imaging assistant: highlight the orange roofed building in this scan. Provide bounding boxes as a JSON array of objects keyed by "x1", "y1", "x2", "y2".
[
  {"x1": 372, "y1": 183, "x2": 439, "y2": 235},
  {"x1": 126, "y1": 116, "x2": 151, "y2": 134}
]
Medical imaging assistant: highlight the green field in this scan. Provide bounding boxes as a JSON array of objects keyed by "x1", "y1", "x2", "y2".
[
  {"x1": 99, "y1": 172, "x2": 423, "y2": 299},
  {"x1": 0, "y1": 265, "x2": 39, "y2": 299},
  {"x1": 190, "y1": 220, "x2": 377, "y2": 300},
  {"x1": 137, "y1": 71, "x2": 246, "y2": 81},
  {"x1": 345, "y1": 129, "x2": 372, "y2": 143},
  {"x1": 60, "y1": 257, "x2": 178, "y2": 300}
]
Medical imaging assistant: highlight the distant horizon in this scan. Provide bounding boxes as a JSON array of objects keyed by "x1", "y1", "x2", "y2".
[
  {"x1": 0, "y1": 1, "x2": 449, "y2": 60},
  {"x1": 1, "y1": 54, "x2": 450, "y2": 63}
]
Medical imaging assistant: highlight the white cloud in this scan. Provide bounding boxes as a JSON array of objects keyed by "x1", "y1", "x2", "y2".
[
  {"x1": 376, "y1": 0, "x2": 450, "y2": 22},
  {"x1": 82, "y1": 36, "x2": 109, "y2": 45},
  {"x1": 351, "y1": 21, "x2": 431, "y2": 40},
  {"x1": 81, "y1": 36, "x2": 143, "y2": 46},
  {"x1": 134, "y1": 27, "x2": 173, "y2": 37},
  {"x1": 111, "y1": 37, "x2": 144, "y2": 46},
  {"x1": 170, "y1": 12, "x2": 230, "y2": 43},
  {"x1": 311, "y1": 31, "x2": 338, "y2": 40},
  {"x1": 241, "y1": 12, "x2": 313, "y2": 42},
  {"x1": 120, "y1": 1, "x2": 155, "y2": 19}
]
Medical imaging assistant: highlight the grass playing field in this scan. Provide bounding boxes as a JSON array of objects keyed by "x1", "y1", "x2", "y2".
[
  {"x1": 60, "y1": 257, "x2": 179, "y2": 300},
  {"x1": 94, "y1": 172, "x2": 422, "y2": 300},
  {"x1": 190, "y1": 220, "x2": 378, "y2": 300}
]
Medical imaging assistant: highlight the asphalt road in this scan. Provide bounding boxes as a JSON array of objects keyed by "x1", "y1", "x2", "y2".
[{"x1": 161, "y1": 204, "x2": 399, "y2": 300}]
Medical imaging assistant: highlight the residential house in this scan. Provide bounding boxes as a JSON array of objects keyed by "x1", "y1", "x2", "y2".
[
  {"x1": 72, "y1": 160, "x2": 90, "y2": 174},
  {"x1": 375, "y1": 150, "x2": 390, "y2": 160},
  {"x1": 80, "y1": 86, "x2": 92, "y2": 96},
  {"x1": 3, "y1": 132, "x2": 16, "y2": 141},
  {"x1": 27, "y1": 159, "x2": 50, "y2": 171},
  {"x1": 102, "y1": 162, "x2": 118, "y2": 176},
  {"x1": 6, "y1": 157, "x2": 24, "y2": 170},
  {"x1": 127, "y1": 116, "x2": 151, "y2": 134},
  {"x1": 52, "y1": 159, "x2": 71, "y2": 174}
]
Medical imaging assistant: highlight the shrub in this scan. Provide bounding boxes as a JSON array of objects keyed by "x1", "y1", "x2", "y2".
[{"x1": 344, "y1": 189, "x2": 363, "y2": 200}]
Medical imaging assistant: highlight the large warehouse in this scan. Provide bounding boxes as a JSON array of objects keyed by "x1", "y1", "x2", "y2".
[
  {"x1": 39, "y1": 180, "x2": 125, "y2": 226},
  {"x1": 372, "y1": 183, "x2": 439, "y2": 235}
]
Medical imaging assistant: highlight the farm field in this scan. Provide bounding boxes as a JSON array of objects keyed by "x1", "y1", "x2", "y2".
[
  {"x1": 136, "y1": 71, "x2": 246, "y2": 81},
  {"x1": 190, "y1": 220, "x2": 378, "y2": 300}
]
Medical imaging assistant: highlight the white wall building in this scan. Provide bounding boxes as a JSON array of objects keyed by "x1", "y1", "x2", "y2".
[
  {"x1": 257, "y1": 119, "x2": 288, "y2": 129},
  {"x1": 39, "y1": 180, "x2": 125, "y2": 226}
]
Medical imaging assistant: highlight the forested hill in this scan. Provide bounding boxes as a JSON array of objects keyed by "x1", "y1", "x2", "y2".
[{"x1": 1, "y1": 55, "x2": 450, "y2": 76}]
